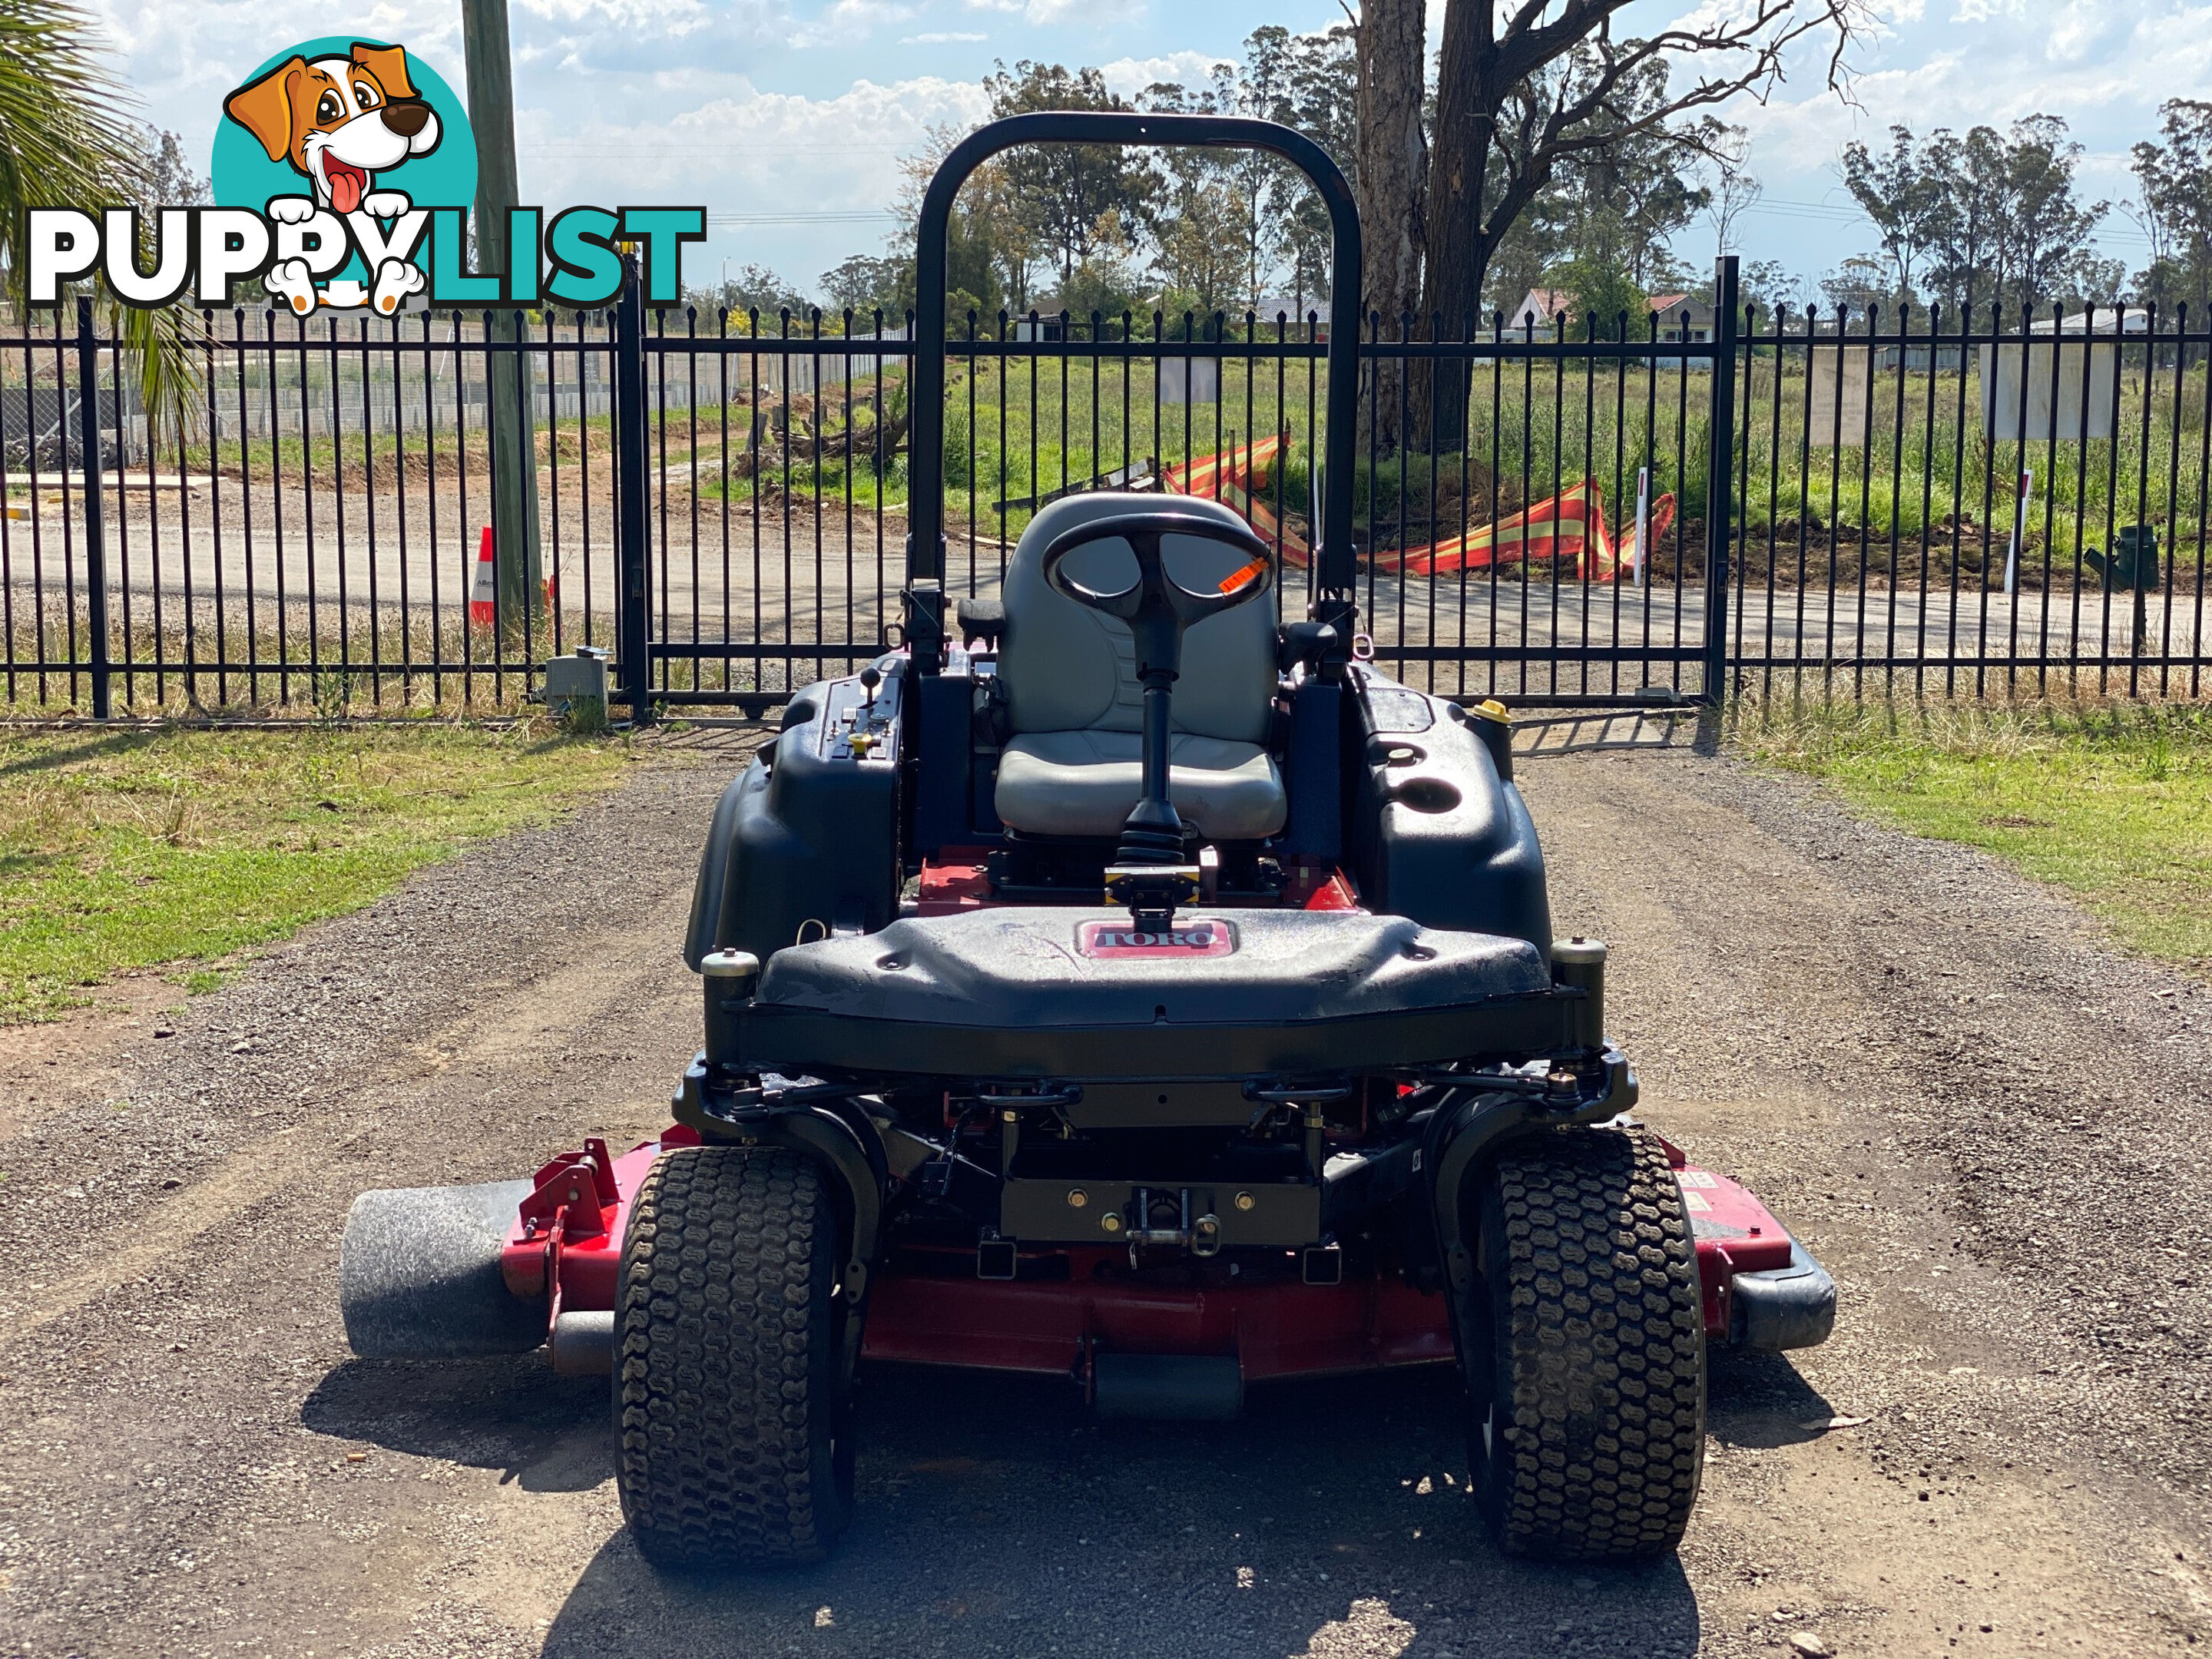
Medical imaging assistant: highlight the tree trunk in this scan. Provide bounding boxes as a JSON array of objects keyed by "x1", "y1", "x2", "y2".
[
  {"x1": 1419, "y1": 0, "x2": 1494, "y2": 455},
  {"x1": 1355, "y1": 0, "x2": 1426, "y2": 457}
]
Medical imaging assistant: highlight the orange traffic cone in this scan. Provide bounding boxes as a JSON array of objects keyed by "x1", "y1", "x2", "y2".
[{"x1": 469, "y1": 525, "x2": 495, "y2": 628}]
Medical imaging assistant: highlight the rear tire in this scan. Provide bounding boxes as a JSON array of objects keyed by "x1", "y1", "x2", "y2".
[
  {"x1": 614, "y1": 1145, "x2": 856, "y2": 1568},
  {"x1": 1462, "y1": 1125, "x2": 1704, "y2": 1561}
]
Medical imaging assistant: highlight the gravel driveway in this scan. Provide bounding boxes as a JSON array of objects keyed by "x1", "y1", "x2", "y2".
[{"x1": 0, "y1": 727, "x2": 2205, "y2": 1658}]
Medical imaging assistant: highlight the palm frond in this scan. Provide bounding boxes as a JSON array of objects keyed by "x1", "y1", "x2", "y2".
[
  {"x1": 110, "y1": 299, "x2": 207, "y2": 444},
  {"x1": 0, "y1": 0, "x2": 202, "y2": 435}
]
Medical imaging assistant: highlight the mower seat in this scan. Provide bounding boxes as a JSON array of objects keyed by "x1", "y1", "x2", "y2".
[{"x1": 993, "y1": 493, "x2": 1286, "y2": 840}]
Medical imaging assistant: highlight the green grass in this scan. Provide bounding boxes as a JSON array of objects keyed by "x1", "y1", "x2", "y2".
[
  {"x1": 0, "y1": 723, "x2": 631, "y2": 1023},
  {"x1": 1735, "y1": 698, "x2": 2212, "y2": 972},
  {"x1": 714, "y1": 353, "x2": 2212, "y2": 573}
]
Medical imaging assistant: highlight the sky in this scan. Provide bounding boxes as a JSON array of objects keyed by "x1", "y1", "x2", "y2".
[{"x1": 90, "y1": 0, "x2": 2212, "y2": 300}]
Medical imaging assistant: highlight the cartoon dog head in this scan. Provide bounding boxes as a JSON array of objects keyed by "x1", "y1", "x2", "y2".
[{"x1": 225, "y1": 43, "x2": 441, "y2": 216}]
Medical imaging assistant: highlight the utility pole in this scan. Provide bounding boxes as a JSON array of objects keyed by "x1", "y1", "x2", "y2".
[{"x1": 461, "y1": 0, "x2": 542, "y2": 645}]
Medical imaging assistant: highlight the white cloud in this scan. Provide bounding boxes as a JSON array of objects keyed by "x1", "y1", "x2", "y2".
[
  {"x1": 1729, "y1": 0, "x2": 2212, "y2": 278},
  {"x1": 522, "y1": 73, "x2": 987, "y2": 200},
  {"x1": 509, "y1": 71, "x2": 992, "y2": 283},
  {"x1": 2044, "y1": 0, "x2": 2121, "y2": 61},
  {"x1": 902, "y1": 29, "x2": 989, "y2": 42},
  {"x1": 1098, "y1": 50, "x2": 1233, "y2": 95},
  {"x1": 963, "y1": 0, "x2": 1109, "y2": 23},
  {"x1": 790, "y1": 0, "x2": 916, "y2": 47},
  {"x1": 516, "y1": 0, "x2": 715, "y2": 35}
]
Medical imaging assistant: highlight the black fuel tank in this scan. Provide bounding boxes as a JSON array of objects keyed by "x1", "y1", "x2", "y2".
[
  {"x1": 683, "y1": 670, "x2": 902, "y2": 968},
  {"x1": 1349, "y1": 670, "x2": 1551, "y2": 958}
]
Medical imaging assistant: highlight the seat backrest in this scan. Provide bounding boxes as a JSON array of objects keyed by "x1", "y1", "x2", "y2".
[{"x1": 995, "y1": 492, "x2": 1277, "y2": 743}]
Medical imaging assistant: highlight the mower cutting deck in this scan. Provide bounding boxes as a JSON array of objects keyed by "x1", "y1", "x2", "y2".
[
  {"x1": 339, "y1": 108, "x2": 1835, "y2": 1571},
  {"x1": 344, "y1": 1130, "x2": 1830, "y2": 1384}
]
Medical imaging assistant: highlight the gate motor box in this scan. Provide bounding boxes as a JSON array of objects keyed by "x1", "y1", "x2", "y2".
[{"x1": 542, "y1": 646, "x2": 611, "y2": 716}]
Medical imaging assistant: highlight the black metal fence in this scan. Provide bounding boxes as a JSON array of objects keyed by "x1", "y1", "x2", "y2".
[
  {"x1": 4, "y1": 260, "x2": 2208, "y2": 720},
  {"x1": 1734, "y1": 300, "x2": 2209, "y2": 701}
]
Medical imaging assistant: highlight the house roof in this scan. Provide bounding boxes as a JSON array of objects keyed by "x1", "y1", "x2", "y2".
[
  {"x1": 1517, "y1": 288, "x2": 1708, "y2": 323},
  {"x1": 2028, "y1": 306, "x2": 2148, "y2": 335},
  {"x1": 1512, "y1": 287, "x2": 1572, "y2": 325}
]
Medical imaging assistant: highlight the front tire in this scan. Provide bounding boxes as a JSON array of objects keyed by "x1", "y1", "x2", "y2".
[
  {"x1": 614, "y1": 1145, "x2": 856, "y2": 1568},
  {"x1": 1463, "y1": 1125, "x2": 1705, "y2": 1561}
]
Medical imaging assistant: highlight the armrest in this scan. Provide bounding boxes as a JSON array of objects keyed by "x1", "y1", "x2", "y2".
[
  {"x1": 956, "y1": 597, "x2": 1007, "y2": 650},
  {"x1": 1279, "y1": 620, "x2": 1339, "y2": 674}
]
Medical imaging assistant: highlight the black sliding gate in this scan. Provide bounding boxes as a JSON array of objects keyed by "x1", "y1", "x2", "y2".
[{"x1": 3, "y1": 260, "x2": 2207, "y2": 719}]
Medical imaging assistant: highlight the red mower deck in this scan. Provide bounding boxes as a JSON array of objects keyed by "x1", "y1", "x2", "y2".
[{"x1": 499, "y1": 1128, "x2": 1830, "y2": 1382}]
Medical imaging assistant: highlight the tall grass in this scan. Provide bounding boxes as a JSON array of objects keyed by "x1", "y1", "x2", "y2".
[
  {"x1": 1735, "y1": 356, "x2": 2212, "y2": 549},
  {"x1": 0, "y1": 593, "x2": 581, "y2": 718}
]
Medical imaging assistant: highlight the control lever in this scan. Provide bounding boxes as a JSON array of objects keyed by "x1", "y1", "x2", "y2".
[{"x1": 846, "y1": 665, "x2": 887, "y2": 758}]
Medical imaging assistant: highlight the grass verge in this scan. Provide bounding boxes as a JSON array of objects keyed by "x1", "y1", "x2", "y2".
[
  {"x1": 0, "y1": 721, "x2": 631, "y2": 1023},
  {"x1": 1734, "y1": 697, "x2": 2212, "y2": 973}
]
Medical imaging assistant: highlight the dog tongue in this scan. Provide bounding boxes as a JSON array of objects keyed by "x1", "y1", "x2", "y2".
[{"x1": 329, "y1": 164, "x2": 363, "y2": 214}]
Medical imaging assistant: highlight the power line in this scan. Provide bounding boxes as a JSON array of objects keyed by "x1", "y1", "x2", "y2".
[
  {"x1": 704, "y1": 211, "x2": 898, "y2": 227},
  {"x1": 524, "y1": 145, "x2": 909, "y2": 159}
]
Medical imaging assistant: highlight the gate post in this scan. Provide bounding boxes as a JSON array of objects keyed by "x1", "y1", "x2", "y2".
[
  {"x1": 75, "y1": 298, "x2": 112, "y2": 720},
  {"x1": 613, "y1": 257, "x2": 652, "y2": 723},
  {"x1": 1701, "y1": 256, "x2": 1740, "y2": 707}
]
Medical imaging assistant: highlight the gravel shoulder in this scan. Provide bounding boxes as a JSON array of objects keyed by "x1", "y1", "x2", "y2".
[{"x1": 0, "y1": 726, "x2": 2205, "y2": 1658}]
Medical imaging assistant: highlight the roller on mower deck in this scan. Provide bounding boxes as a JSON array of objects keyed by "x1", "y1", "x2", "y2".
[
  {"x1": 343, "y1": 1122, "x2": 1833, "y2": 1365},
  {"x1": 338, "y1": 108, "x2": 1836, "y2": 1572},
  {"x1": 343, "y1": 1128, "x2": 1833, "y2": 1380}
]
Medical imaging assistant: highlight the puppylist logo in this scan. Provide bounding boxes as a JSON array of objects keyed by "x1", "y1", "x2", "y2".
[{"x1": 26, "y1": 36, "x2": 702, "y2": 316}]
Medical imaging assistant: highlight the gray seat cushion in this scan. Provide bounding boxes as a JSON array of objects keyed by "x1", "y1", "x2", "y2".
[
  {"x1": 995, "y1": 730, "x2": 1287, "y2": 840},
  {"x1": 992, "y1": 492, "x2": 1286, "y2": 841}
]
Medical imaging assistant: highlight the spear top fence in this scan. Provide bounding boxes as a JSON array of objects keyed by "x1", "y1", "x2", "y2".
[{"x1": 3, "y1": 260, "x2": 2205, "y2": 721}]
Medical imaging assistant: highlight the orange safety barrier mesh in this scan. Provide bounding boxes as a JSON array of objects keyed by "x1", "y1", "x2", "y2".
[{"x1": 1165, "y1": 430, "x2": 1675, "y2": 584}]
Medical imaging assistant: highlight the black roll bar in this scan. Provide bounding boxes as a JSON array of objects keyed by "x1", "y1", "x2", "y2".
[{"x1": 906, "y1": 112, "x2": 1363, "y2": 670}]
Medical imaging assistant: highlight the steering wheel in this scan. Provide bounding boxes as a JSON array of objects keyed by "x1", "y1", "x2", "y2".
[{"x1": 1037, "y1": 511, "x2": 1274, "y2": 680}]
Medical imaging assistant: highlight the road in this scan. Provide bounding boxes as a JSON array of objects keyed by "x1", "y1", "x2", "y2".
[
  {"x1": 5, "y1": 485, "x2": 2205, "y2": 704},
  {"x1": 0, "y1": 730, "x2": 2206, "y2": 1656}
]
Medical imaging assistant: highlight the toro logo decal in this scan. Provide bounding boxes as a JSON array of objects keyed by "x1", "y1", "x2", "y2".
[{"x1": 1078, "y1": 919, "x2": 1238, "y2": 959}]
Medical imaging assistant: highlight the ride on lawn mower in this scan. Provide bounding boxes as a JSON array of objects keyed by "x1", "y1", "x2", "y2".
[{"x1": 339, "y1": 112, "x2": 1835, "y2": 1568}]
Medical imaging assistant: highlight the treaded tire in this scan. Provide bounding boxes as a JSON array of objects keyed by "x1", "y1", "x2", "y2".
[
  {"x1": 1464, "y1": 1124, "x2": 1704, "y2": 1562},
  {"x1": 615, "y1": 1145, "x2": 855, "y2": 1568}
]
